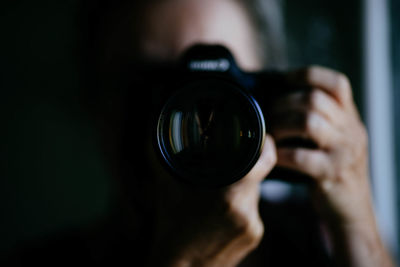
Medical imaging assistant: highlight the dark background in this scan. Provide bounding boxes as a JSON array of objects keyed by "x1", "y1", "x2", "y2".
[
  {"x1": 0, "y1": 0, "x2": 383, "y2": 258},
  {"x1": 1, "y1": 1, "x2": 115, "y2": 256}
]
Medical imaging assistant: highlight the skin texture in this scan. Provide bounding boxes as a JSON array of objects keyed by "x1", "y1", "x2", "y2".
[
  {"x1": 116, "y1": 0, "x2": 395, "y2": 266},
  {"x1": 271, "y1": 66, "x2": 394, "y2": 266},
  {"x1": 135, "y1": 0, "x2": 263, "y2": 70}
]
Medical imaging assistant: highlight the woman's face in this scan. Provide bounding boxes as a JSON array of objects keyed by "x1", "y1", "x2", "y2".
[
  {"x1": 100, "y1": 0, "x2": 265, "y2": 184},
  {"x1": 133, "y1": 0, "x2": 263, "y2": 71}
]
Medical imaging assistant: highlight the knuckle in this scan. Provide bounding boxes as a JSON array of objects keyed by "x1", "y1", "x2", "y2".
[
  {"x1": 304, "y1": 65, "x2": 321, "y2": 83},
  {"x1": 309, "y1": 89, "x2": 323, "y2": 110},
  {"x1": 305, "y1": 111, "x2": 319, "y2": 135},
  {"x1": 259, "y1": 155, "x2": 277, "y2": 178},
  {"x1": 263, "y1": 136, "x2": 277, "y2": 165},
  {"x1": 336, "y1": 73, "x2": 352, "y2": 98},
  {"x1": 243, "y1": 137, "x2": 276, "y2": 182},
  {"x1": 215, "y1": 196, "x2": 264, "y2": 247},
  {"x1": 224, "y1": 206, "x2": 252, "y2": 229},
  {"x1": 293, "y1": 149, "x2": 307, "y2": 166},
  {"x1": 222, "y1": 194, "x2": 246, "y2": 220},
  {"x1": 233, "y1": 215, "x2": 264, "y2": 247},
  {"x1": 265, "y1": 146, "x2": 277, "y2": 167},
  {"x1": 335, "y1": 169, "x2": 349, "y2": 184},
  {"x1": 242, "y1": 220, "x2": 264, "y2": 248},
  {"x1": 337, "y1": 73, "x2": 350, "y2": 87}
]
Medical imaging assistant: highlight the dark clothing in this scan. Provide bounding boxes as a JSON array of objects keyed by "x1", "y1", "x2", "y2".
[
  {"x1": 242, "y1": 197, "x2": 333, "y2": 266},
  {"x1": 3, "y1": 193, "x2": 333, "y2": 266}
]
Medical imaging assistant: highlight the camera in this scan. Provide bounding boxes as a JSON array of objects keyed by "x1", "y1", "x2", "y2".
[{"x1": 151, "y1": 45, "x2": 310, "y2": 187}]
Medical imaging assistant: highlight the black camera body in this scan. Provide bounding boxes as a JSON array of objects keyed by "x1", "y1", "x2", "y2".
[{"x1": 151, "y1": 45, "x2": 308, "y2": 187}]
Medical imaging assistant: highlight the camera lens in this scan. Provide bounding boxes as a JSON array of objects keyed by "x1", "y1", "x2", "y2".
[{"x1": 157, "y1": 78, "x2": 265, "y2": 187}]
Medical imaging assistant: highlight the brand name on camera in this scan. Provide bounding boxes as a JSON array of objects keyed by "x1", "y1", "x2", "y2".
[{"x1": 189, "y1": 59, "x2": 230, "y2": 72}]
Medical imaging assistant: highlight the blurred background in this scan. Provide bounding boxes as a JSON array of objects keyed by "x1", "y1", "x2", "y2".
[{"x1": 1, "y1": 0, "x2": 399, "y2": 263}]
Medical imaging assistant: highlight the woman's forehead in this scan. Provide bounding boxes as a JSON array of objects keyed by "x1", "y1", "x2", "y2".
[{"x1": 133, "y1": 0, "x2": 263, "y2": 71}]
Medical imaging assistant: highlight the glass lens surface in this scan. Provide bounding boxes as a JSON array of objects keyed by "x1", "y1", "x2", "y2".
[{"x1": 157, "y1": 79, "x2": 264, "y2": 186}]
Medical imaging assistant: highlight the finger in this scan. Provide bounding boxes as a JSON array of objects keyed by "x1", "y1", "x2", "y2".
[
  {"x1": 308, "y1": 89, "x2": 346, "y2": 125},
  {"x1": 271, "y1": 110, "x2": 341, "y2": 149},
  {"x1": 277, "y1": 147, "x2": 333, "y2": 181},
  {"x1": 271, "y1": 91, "x2": 306, "y2": 112},
  {"x1": 289, "y1": 66, "x2": 353, "y2": 108},
  {"x1": 271, "y1": 89, "x2": 347, "y2": 127},
  {"x1": 242, "y1": 134, "x2": 277, "y2": 184}
]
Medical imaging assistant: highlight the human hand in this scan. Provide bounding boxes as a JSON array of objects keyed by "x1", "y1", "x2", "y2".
[
  {"x1": 269, "y1": 66, "x2": 393, "y2": 266},
  {"x1": 145, "y1": 135, "x2": 277, "y2": 267}
]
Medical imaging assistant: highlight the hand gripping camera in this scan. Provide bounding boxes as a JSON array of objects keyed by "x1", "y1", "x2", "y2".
[{"x1": 153, "y1": 45, "x2": 309, "y2": 187}]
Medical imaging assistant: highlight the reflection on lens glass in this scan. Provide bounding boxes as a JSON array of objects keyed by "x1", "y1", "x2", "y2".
[
  {"x1": 158, "y1": 78, "x2": 264, "y2": 186},
  {"x1": 169, "y1": 111, "x2": 184, "y2": 154}
]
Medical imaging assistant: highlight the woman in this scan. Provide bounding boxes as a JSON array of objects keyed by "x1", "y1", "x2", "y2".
[
  {"x1": 6, "y1": 0, "x2": 390, "y2": 266},
  {"x1": 82, "y1": 0, "x2": 394, "y2": 266}
]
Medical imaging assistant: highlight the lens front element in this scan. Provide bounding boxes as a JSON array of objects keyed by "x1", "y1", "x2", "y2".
[{"x1": 157, "y1": 78, "x2": 265, "y2": 186}]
